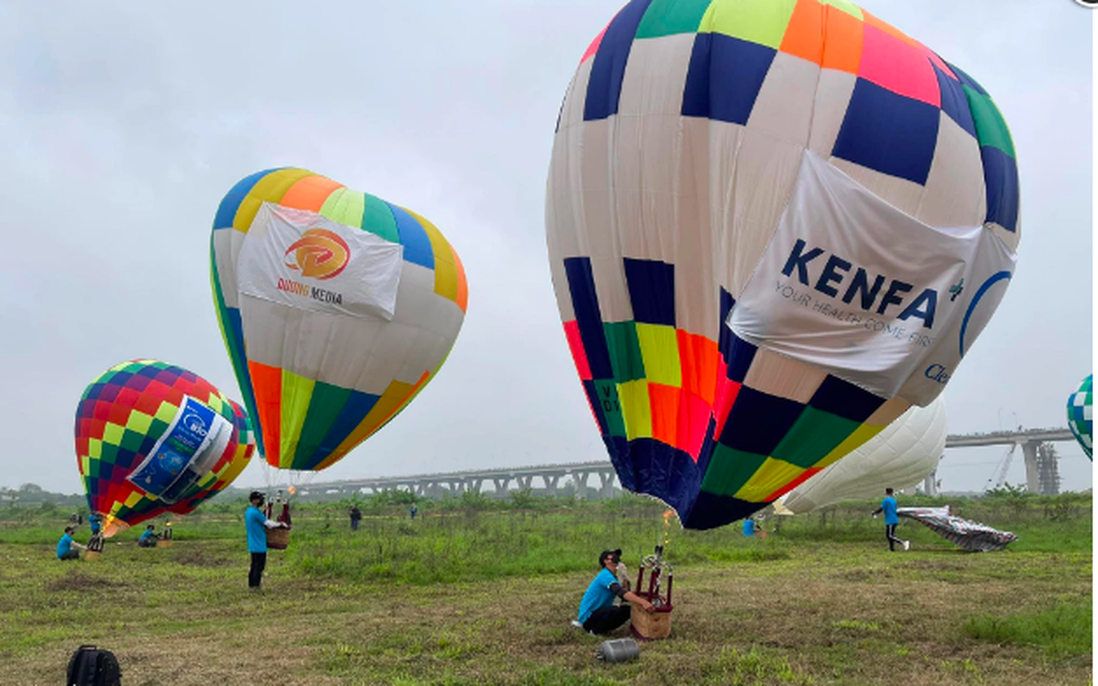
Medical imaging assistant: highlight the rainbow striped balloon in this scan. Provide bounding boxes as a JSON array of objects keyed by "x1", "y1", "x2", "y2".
[
  {"x1": 74, "y1": 360, "x2": 256, "y2": 537},
  {"x1": 210, "y1": 169, "x2": 468, "y2": 472},
  {"x1": 547, "y1": 0, "x2": 1019, "y2": 529}
]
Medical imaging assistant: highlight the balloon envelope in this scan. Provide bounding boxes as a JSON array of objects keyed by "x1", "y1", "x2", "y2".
[
  {"x1": 1067, "y1": 374, "x2": 1092, "y2": 460},
  {"x1": 547, "y1": 0, "x2": 1019, "y2": 529},
  {"x1": 210, "y1": 169, "x2": 467, "y2": 472},
  {"x1": 781, "y1": 399, "x2": 947, "y2": 513},
  {"x1": 74, "y1": 360, "x2": 256, "y2": 537}
]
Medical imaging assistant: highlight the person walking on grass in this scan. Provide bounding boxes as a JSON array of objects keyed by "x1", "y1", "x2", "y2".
[
  {"x1": 349, "y1": 504, "x2": 362, "y2": 531},
  {"x1": 575, "y1": 549, "x2": 655, "y2": 635},
  {"x1": 57, "y1": 526, "x2": 86, "y2": 561},
  {"x1": 872, "y1": 487, "x2": 910, "y2": 551},
  {"x1": 409, "y1": 502, "x2": 418, "y2": 521},
  {"x1": 245, "y1": 491, "x2": 287, "y2": 590}
]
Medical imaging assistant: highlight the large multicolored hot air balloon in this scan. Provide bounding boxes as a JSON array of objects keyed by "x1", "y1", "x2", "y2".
[
  {"x1": 547, "y1": 0, "x2": 1019, "y2": 529},
  {"x1": 780, "y1": 398, "x2": 946, "y2": 514},
  {"x1": 1067, "y1": 374, "x2": 1092, "y2": 460},
  {"x1": 210, "y1": 169, "x2": 467, "y2": 474},
  {"x1": 75, "y1": 360, "x2": 256, "y2": 537}
]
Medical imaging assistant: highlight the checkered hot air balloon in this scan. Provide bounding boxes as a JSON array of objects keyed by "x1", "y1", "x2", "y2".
[
  {"x1": 74, "y1": 360, "x2": 256, "y2": 538},
  {"x1": 547, "y1": 0, "x2": 1020, "y2": 529},
  {"x1": 1067, "y1": 374, "x2": 1092, "y2": 460},
  {"x1": 210, "y1": 170, "x2": 467, "y2": 472}
]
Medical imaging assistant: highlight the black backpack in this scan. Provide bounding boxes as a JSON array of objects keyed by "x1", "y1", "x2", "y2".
[{"x1": 67, "y1": 645, "x2": 121, "y2": 686}]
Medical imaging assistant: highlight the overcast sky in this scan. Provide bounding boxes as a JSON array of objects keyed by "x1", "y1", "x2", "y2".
[{"x1": 0, "y1": 1, "x2": 1091, "y2": 496}]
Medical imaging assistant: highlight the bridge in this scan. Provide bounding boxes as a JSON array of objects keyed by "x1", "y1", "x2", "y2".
[{"x1": 298, "y1": 427, "x2": 1079, "y2": 499}]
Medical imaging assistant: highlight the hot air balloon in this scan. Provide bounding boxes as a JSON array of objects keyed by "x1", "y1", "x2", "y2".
[
  {"x1": 209, "y1": 169, "x2": 467, "y2": 479},
  {"x1": 75, "y1": 360, "x2": 256, "y2": 538},
  {"x1": 547, "y1": 0, "x2": 1019, "y2": 529},
  {"x1": 779, "y1": 398, "x2": 946, "y2": 514},
  {"x1": 1067, "y1": 374, "x2": 1092, "y2": 460}
]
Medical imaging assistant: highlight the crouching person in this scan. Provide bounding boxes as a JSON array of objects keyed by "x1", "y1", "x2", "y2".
[
  {"x1": 57, "y1": 526, "x2": 86, "y2": 561},
  {"x1": 137, "y1": 524, "x2": 159, "y2": 548},
  {"x1": 577, "y1": 548, "x2": 654, "y2": 635}
]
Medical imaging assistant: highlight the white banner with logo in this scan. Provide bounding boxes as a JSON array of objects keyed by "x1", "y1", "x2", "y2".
[
  {"x1": 729, "y1": 151, "x2": 1016, "y2": 406},
  {"x1": 237, "y1": 202, "x2": 403, "y2": 321}
]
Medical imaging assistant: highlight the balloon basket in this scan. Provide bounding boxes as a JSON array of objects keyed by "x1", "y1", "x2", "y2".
[
  {"x1": 156, "y1": 539, "x2": 173, "y2": 548},
  {"x1": 84, "y1": 551, "x2": 100, "y2": 562},
  {"x1": 266, "y1": 527, "x2": 290, "y2": 550},
  {"x1": 629, "y1": 596, "x2": 673, "y2": 641}
]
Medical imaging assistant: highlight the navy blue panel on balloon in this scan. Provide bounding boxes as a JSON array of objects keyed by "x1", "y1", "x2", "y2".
[
  {"x1": 136, "y1": 366, "x2": 161, "y2": 379},
  {"x1": 624, "y1": 258, "x2": 676, "y2": 326},
  {"x1": 718, "y1": 288, "x2": 735, "y2": 363},
  {"x1": 718, "y1": 387, "x2": 803, "y2": 455},
  {"x1": 682, "y1": 33, "x2": 776, "y2": 125},
  {"x1": 809, "y1": 375, "x2": 885, "y2": 423},
  {"x1": 603, "y1": 435, "x2": 636, "y2": 492},
  {"x1": 981, "y1": 146, "x2": 1020, "y2": 233},
  {"x1": 564, "y1": 257, "x2": 614, "y2": 379},
  {"x1": 683, "y1": 490, "x2": 765, "y2": 530},
  {"x1": 725, "y1": 334, "x2": 757, "y2": 383},
  {"x1": 832, "y1": 79, "x2": 940, "y2": 185},
  {"x1": 620, "y1": 438, "x2": 702, "y2": 517},
  {"x1": 693, "y1": 418, "x2": 719, "y2": 478},
  {"x1": 945, "y1": 61, "x2": 987, "y2": 96},
  {"x1": 584, "y1": 0, "x2": 653, "y2": 121},
  {"x1": 934, "y1": 65, "x2": 976, "y2": 138}
]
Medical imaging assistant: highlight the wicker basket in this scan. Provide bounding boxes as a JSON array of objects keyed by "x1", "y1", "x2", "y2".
[
  {"x1": 84, "y1": 551, "x2": 100, "y2": 562},
  {"x1": 629, "y1": 601, "x2": 673, "y2": 640},
  {"x1": 156, "y1": 539, "x2": 173, "y2": 548},
  {"x1": 266, "y1": 527, "x2": 290, "y2": 550}
]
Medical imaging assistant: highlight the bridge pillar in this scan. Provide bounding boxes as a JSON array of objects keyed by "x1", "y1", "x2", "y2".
[
  {"x1": 467, "y1": 478, "x2": 483, "y2": 494},
  {"x1": 493, "y1": 478, "x2": 510, "y2": 495},
  {"x1": 572, "y1": 471, "x2": 592, "y2": 498},
  {"x1": 516, "y1": 475, "x2": 533, "y2": 491},
  {"x1": 543, "y1": 475, "x2": 559, "y2": 494},
  {"x1": 1021, "y1": 441, "x2": 1040, "y2": 493},
  {"x1": 597, "y1": 470, "x2": 615, "y2": 498}
]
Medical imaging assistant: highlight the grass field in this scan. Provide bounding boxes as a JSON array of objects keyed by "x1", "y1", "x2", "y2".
[{"x1": 0, "y1": 492, "x2": 1091, "y2": 685}]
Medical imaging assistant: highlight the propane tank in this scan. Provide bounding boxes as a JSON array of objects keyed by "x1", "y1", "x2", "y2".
[{"x1": 595, "y1": 638, "x2": 640, "y2": 663}]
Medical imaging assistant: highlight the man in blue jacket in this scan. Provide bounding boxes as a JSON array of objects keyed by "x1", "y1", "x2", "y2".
[
  {"x1": 246, "y1": 491, "x2": 287, "y2": 590},
  {"x1": 576, "y1": 549, "x2": 655, "y2": 635},
  {"x1": 873, "y1": 488, "x2": 910, "y2": 551},
  {"x1": 137, "y1": 524, "x2": 159, "y2": 548}
]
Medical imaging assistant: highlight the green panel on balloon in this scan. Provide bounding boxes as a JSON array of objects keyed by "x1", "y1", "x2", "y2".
[
  {"x1": 603, "y1": 321, "x2": 646, "y2": 383},
  {"x1": 594, "y1": 379, "x2": 627, "y2": 438},
  {"x1": 770, "y1": 407, "x2": 860, "y2": 469},
  {"x1": 964, "y1": 87, "x2": 1015, "y2": 158},
  {"x1": 120, "y1": 428, "x2": 147, "y2": 454},
  {"x1": 362, "y1": 194, "x2": 401, "y2": 243},
  {"x1": 293, "y1": 382, "x2": 354, "y2": 467},
  {"x1": 635, "y1": 0, "x2": 712, "y2": 38},
  {"x1": 701, "y1": 444, "x2": 768, "y2": 497}
]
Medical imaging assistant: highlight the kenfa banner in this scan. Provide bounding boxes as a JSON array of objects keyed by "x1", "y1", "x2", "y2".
[
  {"x1": 127, "y1": 396, "x2": 232, "y2": 503},
  {"x1": 236, "y1": 202, "x2": 403, "y2": 321},
  {"x1": 729, "y1": 151, "x2": 1016, "y2": 406}
]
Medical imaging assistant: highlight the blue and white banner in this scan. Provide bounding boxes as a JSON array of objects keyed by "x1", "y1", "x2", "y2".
[{"x1": 127, "y1": 396, "x2": 232, "y2": 503}]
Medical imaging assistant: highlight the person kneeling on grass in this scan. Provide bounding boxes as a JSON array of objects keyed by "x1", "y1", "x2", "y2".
[
  {"x1": 137, "y1": 524, "x2": 159, "y2": 548},
  {"x1": 576, "y1": 548, "x2": 655, "y2": 635},
  {"x1": 57, "y1": 526, "x2": 87, "y2": 561}
]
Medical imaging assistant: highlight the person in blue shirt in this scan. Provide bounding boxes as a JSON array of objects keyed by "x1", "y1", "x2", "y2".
[
  {"x1": 137, "y1": 524, "x2": 159, "y2": 548},
  {"x1": 409, "y1": 502, "x2": 418, "y2": 520},
  {"x1": 742, "y1": 517, "x2": 759, "y2": 537},
  {"x1": 88, "y1": 512, "x2": 102, "y2": 537},
  {"x1": 575, "y1": 549, "x2": 655, "y2": 635},
  {"x1": 57, "y1": 526, "x2": 86, "y2": 561},
  {"x1": 246, "y1": 491, "x2": 287, "y2": 590},
  {"x1": 872, "y1": 488, "x2": 910, "y2": 551}
]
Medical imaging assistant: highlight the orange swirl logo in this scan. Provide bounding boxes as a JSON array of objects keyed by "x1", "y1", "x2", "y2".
[{"x1": 284, "y1": 229, "x2": 350, "y2": 280}]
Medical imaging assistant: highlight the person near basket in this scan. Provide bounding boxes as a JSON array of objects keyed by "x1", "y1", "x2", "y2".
[
  {"x1": 137, "y1": 524, "x2": 159, "y2": 548},
  {"x1": 872, "y1": 487, "x2": 910, "y2": 552},
  {"x1": 576, "y1": 549, "x2": 655, "y2": 635},
  {"x1": 57, "y1": 526, "x2": 86, "y2": 561},
  {"x1": 245, "y1": 491, "x2": 288, "y2": 590}
]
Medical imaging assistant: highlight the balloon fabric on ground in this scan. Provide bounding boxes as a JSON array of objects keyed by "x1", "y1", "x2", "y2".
[
  {"x1": 210, "y1": 169, "x2": 468, "y2": 473},
  {"x1": 1066, "y1": 374, "x2": 1092, "y2": 460},
  {"x1": 897, "y1": 506, "x2": 1017, "y2": 552},
  {"x1": 74, "y1": 360, "x2": 256, "y2": 538},
  {"x1": 780, "y1": 398, "x2": 946, "y2": 514},
  {"x1": 546, "y1": 0, "x2": 1020, "y2": 529}
]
